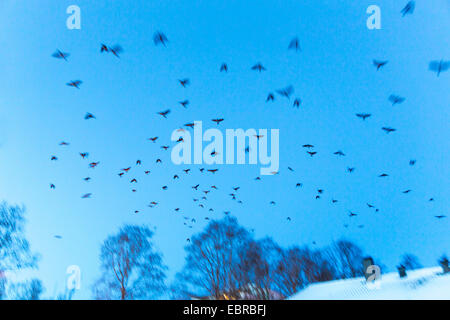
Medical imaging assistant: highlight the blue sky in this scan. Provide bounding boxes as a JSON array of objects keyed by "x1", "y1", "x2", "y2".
[{"x1": 0, "y1": 0, "x2": 448, "y2": 299}]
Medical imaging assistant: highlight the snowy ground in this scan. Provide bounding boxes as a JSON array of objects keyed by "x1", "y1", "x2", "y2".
[{"x1": 289, "y1": 267, "x2": 450, "y2": 300}]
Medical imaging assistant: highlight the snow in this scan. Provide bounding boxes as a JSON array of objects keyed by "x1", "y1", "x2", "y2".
[{"x1": 289, "y1": 267, "x2": 450, "y2": 300}]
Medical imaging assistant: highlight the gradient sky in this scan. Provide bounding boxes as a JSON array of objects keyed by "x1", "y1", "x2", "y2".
[{"x1": 0, "y1": 0, "x2": 449, "y2": 299}]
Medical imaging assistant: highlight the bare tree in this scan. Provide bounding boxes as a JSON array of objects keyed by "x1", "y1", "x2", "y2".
[
  {"x1": 327, "y1": 239, "x2": 365, "y2": 279},
  {"x1": 0, "y1": 202, "x2": 40, "y2": 300},
  {"x1": 175, "y1": 216, "x2": 253, "y2": 299},
  {"x1": 92, "y1": 225, "x2": 167, "y2": 300}
]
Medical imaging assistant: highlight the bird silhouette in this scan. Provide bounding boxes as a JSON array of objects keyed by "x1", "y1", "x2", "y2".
[
  {"x1": 158, "y1": 109, "x2": 171, "y2": 118},
  {"x1": 220, "y1": 63, "x2": 228, "y2": 72},
  {"x1": 251, "y1": 63, "x2": 266, "y2": 72},
  {"x1": 153, "y1": 32, "x2": 168, "y2": 46},
  {"x1": 52, "y1": 50, "x2": 70, "y2": 61},
  {"x1": 388, "y1": 95, "x2": 405, "y2": 105},
  {"x1": 382, "y1": 127, "x2": 396, "y2": 134},
  {"x1": 84, "y1": 113, "x2": 95, "y2": 120},
  {"x1": 373, "y1": 60, "x2": 388, "y2": 70},
  {"x1": 179, "y1": 79, "x2": 190, "y2": 87},
  {"x1": 356, "y1": 113, "x2": 371, "y2": 120},
  {"x1": 212, "y1": 118, "x2": 224, "y2": 125},
  {"x1": 67, "y1": 80, "x2": 82, "y2": 89},
  {"x1": 179, "y1": 100, "x2": 189, "y2": 108},
  {"x1": 401, "y1": 1, "x2": 415, "y2": 16},
  {"x1": 429, "y1": 60, "x2": 449, "y2": 77},
  {"x1": 288, "y1": 37, "x2": 300, "y2": 51}
]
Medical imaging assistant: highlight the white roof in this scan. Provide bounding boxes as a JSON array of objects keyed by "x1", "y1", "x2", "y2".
[{"x1": 289, "y1": 267, "x2": 450, "y2": 300}]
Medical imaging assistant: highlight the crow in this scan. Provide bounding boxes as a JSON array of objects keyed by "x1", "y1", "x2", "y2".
[
  {"x1": 388, "y1": 95, "x2": 405, "y2": 105},
  {"x1": 276, "y1": 85, "x2": 294, "y2": 99},
  {"x1": 67, "y1": 80, "x2": 82, "y2": 89},
  {"x1": 429, "y1": 60, "x2": 450, "y2": 77},
  {"x1": 179, "y1": 100, "x2": 189, "y2": 108},
  {"x1": 158, "y1": 109, "x2": 171, "y2": 118},
  {"x1": 382, "y1": 127, "x2": 396, "y2": 134},
  {"x1": 356, "y1": 113, "x2": 371, "y2": 120},
  {"x1": 251, "y1": 63, "x2": 266, "y2": 72},
  {"x1": 401, "y1": 1, "x2": 415, "y2": 16},
  {"x1": 52, "y1": 50, "x2": 70, "y2": 61},
  {"x1": 179, "y1": 79, "x2": 190, "y2": 87},
  {"x1": 153, "y1": 32, "x2": 168, "y2": 46},
  {"x1": 212, "y1": 118, "x2": 224, "y2": 125},
  {"x1": 288, "y1": 37, "x2": 300, "y2": 51},
  {"x1": 373, "y1": 60, "x2": 388, "y2": 70},
  {"x1": 220, "y1": 63, "x2": 228, "y2": 72}
]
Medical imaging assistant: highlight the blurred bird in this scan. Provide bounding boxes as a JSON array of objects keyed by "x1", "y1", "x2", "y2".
[
  {"x1": 52, "y1": 50, "x2": 70, "y2": 61},
  {"x1": 382, "y1": 127, "x2": 396, "y2": 134},
  {"x1": 388, "y1": 95, "x2": 405, "y2": 105},
  {"x1": 288, "y1": 37, "x2": 300, "y2": 51},
  {"x1": 67, "y1": 80, "x2": 82, "y2": 89},
  {"x1": 429, "y1": 60, "x2": 449, "y2": 77},
  {"x1": 251, "y1": 63, "x2": 266, "y2": 72},
  {"x1": 356, "y1": 113, "x2": 371, "y2": 120},
  {"x1": 220, "y1": 63, "x2": 228, "y2": 72},
  {"x1": 158, "y1": 109, "x2": 171, "y2": 118},
  {"x1": 179, "y1": 79, "x2": 190, "y2": 87},
  {"x1": 401, "y1": 1, "x2": 415, "y2": 16},
  {"x1": 153, "y1": 32, "x2": 168, "y2": 46},
  {"x1": 373, "y1": 60, "x2": 388, "y2": 70}
]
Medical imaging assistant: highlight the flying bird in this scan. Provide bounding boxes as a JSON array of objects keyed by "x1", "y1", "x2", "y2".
[
  {"x1": 356, "y1": 113, "x2": 371, "y2": 120},
  {"x1": 307, "y1": 151, "x2": 317, "y2": 157},
  {"x1": 334, "y1": 150, "x2": 345, "y2": 156},
  {"x1": 179, "y1": 79, "x2": 190, "y2": 87},
  {"x1": 266, "y1": 93, "x2": 275, "y2": 102},
  {"x1": 109, "y1": 45, "x2": 123, "y2": 58},
  {"x1": 158, "y1": 109, "x2": 171, "y2": 118},
  {"x1": 293, "y1": 98, "x2": 301, "y2": 108},
  {"x1": 401, "y1": 1, "x2": 415, "y2": 16},
  {"x1": 288, "y1": 37, "x2": 300, "y2": 51},
  {"x1": 84, "y1": 113, "x2": 95, "y2": 120},
  {"x1": 52, "y1": 50, "x2": 70, "y2": 61},
  {"x1": 220, "y1": 63, "x2": 228, "y2": 72},
  {"x1": 153, "y1": 32, "x2": 168, "y2": 46},
  {"x1": 373, "y1": 60, "x2": 388, "y2": 70},
  {"x1": 276, "y1": 85, "x2": 294, "y2": 99},
  {"x1": 429, "y1": 60, "x2": 450, "y2": 77},
  {"x1": 81, "y1": 193, "x2": 92, "y2": 199},
  {"x1": 434, "y1": 215, "x2": 446, "y2": 219},
  {"x1": 179, "y1": 100, "x2": 189, "y2": 108},
  {"x1": 67, "y1": 80, "x2": 82, "y2": 89},
  {"x1": 212, "y1": 118, "x2": 224, "y2": 125},
  {"x1": 382, "y1": 127, "x2": 396, "y2": 134},
  {"x1": 388, "y1": 95, "x2": 405, "y2": 105},
  {"x1": 251, "y1": 63, "x2": 266, "y2": 72}
]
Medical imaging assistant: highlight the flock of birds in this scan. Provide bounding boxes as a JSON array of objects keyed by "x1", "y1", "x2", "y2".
[{"x1": 48, "y1": 2, "x2": 448, "y2": 242}]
